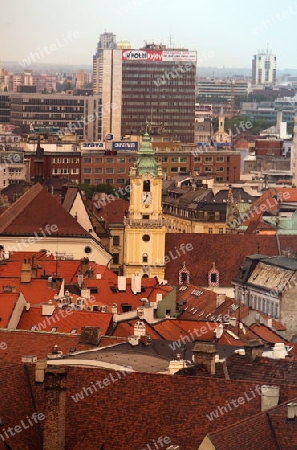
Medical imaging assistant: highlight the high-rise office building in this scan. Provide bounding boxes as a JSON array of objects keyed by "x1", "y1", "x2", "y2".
[
  {"x1": 252, "y1": 49, "x2": 276, "y2": 85},
  {"x1": 98, "y1": 43, "x2": 197, "y2": 143},
  {"x1": 93, "y1": 32, "x2": 117, "y2": 94}
]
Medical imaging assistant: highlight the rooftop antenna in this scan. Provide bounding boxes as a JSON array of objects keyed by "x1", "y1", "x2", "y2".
[{"x1": 169, "y1": 33, "x2": 173, "y2": 48}]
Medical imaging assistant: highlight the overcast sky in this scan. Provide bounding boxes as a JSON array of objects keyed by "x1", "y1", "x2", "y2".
[{"x1": 1, "y1": 0, "x2": 297, "y2": 69}]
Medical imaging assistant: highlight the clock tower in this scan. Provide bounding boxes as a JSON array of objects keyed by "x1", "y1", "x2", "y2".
[{"x1": 123, "y1": 128, "x2": 166, "y2": 279}]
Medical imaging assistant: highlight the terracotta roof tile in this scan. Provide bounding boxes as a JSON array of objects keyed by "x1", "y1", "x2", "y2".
[
  {"x1": 0, "y1": 293, "x2": 19, "y2": 326},
  {"x1": 113, "y1": 319, "x2": 162, "y2": 339},
  {"x1": 0, "y1": 329, "x2": 92, "y2": 363},
  {"x1": 0, "y1": 183, "x2": 90, "y2": 237},
  {"x1": 250, "y1": 323, "x2": 288, "y2": 344},
  {"x1": 153, "y1": 320, "x2": 217, "y2": 341},
  {"x1": 94, "y1": 197, "x2": 128, "y2": 227},
  {"x1": 165, "y1": 234, "x2": 297, "y2": 287},
  {"x1": 17, "y1": 306, "x2": 113, "y2": 334}
]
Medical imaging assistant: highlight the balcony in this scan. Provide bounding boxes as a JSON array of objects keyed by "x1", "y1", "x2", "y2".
[{"x1": 124, "y1": 218, "x2": 167, "y2": 228}]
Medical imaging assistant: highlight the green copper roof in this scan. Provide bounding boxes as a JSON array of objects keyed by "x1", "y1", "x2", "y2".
[{"x1": 136, "y1": 130, "x2": 158, "y2": 176}]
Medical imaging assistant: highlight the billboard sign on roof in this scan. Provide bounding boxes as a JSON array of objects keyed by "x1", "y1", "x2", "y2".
[{"x1": 122, "y1": 49, "x2": 196, "y2": 62}]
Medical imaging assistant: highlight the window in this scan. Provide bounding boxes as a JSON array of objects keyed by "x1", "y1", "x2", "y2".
[
  {"x1": 106, "y1": 178, "x2": 114, "y2": 184},
  {"x1": 94, "y1": 168, "x2": 102, "y2": 174},
  {"x1": 205, "y1": 167, "x2": 212, "y2": 172},
  {"x1": 142, "y1": 253, "x2": 148, "y2": 263},
  {"x1": 113, "y1": 253, "x2": 119, "y2": 264},
  {"x1": 216, "y1": 167, "x2": 224, "y2": 172},
  {"x1": 143, "y1": 180, "x2": 150, "y2": 192},
  {"x1": 117, "y1": 178, "x2": 125, "y2": 184},
  {"x1": 179, "y1": 157, "x2": 187, "y2": 162},
  {"x1": 171, "y1": 167, "x2": 178, "y2": 172},
  {"x1": 216, "y1": 156, "x2": 224, "y2": 162},
  {"x1": 171, "y1": 157, "x2": 178, "y2": 162},
  {"x1": 117, "y1": 157, "x2": 125, "y2": 163},
  {"x1": 84, "y1": 157, "x2": 91, "y2": 163},
  {"x1": 142, "y1": 234, "x2": 150, "y2": 242},
  {"x1": 162, "y1": 157, "x2": 168, "y2": 162},
  {"x1": 83, "y1": 179, "x2": 91, "y2": 184},
  {"x1": 179, "y1": 167, "x2": 187, "y2": 172},
  {"x1": 106, "y1": 168, "x2": 114, "y2": 174},
  {"x1": 84, "y1": 168, "x2": 91, "y2": 174},
  {"x1": 219, "y1": 228, "x2": 224, "y2": 234},
  {"x1": 210, "y1": 273, "x2": 217, "y2": 283},
  {"x1": 84, "y1": 246, "x2": 92, "y2": 254},
  {"x1": 117, "y1": 167, "x2": 125, "y2": 173},
  {"x1": 205, "y1": 156, "x2": 212, "y2": 162},
  {"x1": 106, "y1": 157, "x2": 114, "y2": 163},
  {"x1": 142, "y1": 215, "x2": 149, "y2": 220},
  {"x1": 194, "y1": 157, "x2": 201, "y2": 162},
  {"x1": 208, "y1": 228, "x2": 213, "y2": 234},
  {"x1": 95, "y1": 157, "x2": 102, "y2": 163},
  {"x1": 95, "y1": 179, "x2": 103, "y2": 185},
  {"x1": 113, "y1": 236, "x2": 120, "y2": 246}
]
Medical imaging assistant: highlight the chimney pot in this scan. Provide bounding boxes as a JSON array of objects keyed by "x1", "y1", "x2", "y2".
[
  {"x1": 192, "y1": 342, "x2": 217, "y2": 375},
  {"x1": 244, "y1": 339, "x2": 264, "y2": 361}
]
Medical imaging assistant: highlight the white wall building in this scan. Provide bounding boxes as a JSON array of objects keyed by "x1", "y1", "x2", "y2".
[{"x1": 252, "y1": 49, "x2": 276, "y2": 85}]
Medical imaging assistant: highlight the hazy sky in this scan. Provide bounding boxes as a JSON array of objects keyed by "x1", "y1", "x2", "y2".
[{"x1": 1, "y1": 0, "x2": 297, "y2": 69}]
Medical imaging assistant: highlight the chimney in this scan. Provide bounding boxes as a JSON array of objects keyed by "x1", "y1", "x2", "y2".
[
  {"x1": 272, "y1": 342, "x2": 287, "y2": 359},
  {"x1": 287, "y1": 402, "x2": 297, "y2": 420},
  {"x1": 215, "y1": 323, "x2": 223, "y2": 339},
  {"x1": 244, "y1": 339, "x2": 264, "y2": 361},
  {"x1": 80, "y1": 326, "x2": 101, "y2": 345},
  {"x1": 261, "y1": 385, "x2": 280, "y2": 412},
  {"x1": 192, "y1": 342, "x2": 217, "y2": 375},
  {"x1": 20, "y1": 259, "x2": 32, "y2": 283},
  {"x1": 216, "y1": 293, "x2": 226, "y2": 308},
  {"x1": 79, "y1": 257, "x2": 90, "y2": 275},
  {"x1": 43, "y1": 368, "x2": 67, "y2": 450},
  {"x1": 32, "y1": 253, "x2": 38, "y2": 277},
  {"x1": 117, "y1": 276, "x2": 127, "y2": 292}
]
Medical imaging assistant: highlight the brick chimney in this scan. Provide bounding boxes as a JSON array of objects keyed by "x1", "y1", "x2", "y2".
[
  {"x1": 261, "y1": 385, "x2": 280, "y2": 412},
  {"x1": 244, "y1": 339, "x2": 264, "y2": 361},
  {"x1": 43, "y1": 368, "x2": 66, "y2": 450},
  {"x1": 192, "y1": 342, "x2": 217, "y2": 375}
]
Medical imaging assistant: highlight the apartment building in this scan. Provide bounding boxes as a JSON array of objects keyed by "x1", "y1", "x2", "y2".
[
  {"x1": 80, "y1": 144, "x2": 240, "y2": 187},
  {"x1": 9, "y1": 92, "x2": 102, "y2": 140},
  {"x1": 97, "y1": 44, "x2": 197, "y2": 143}
]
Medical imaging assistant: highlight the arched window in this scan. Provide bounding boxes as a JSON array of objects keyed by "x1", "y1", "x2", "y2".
[{"x1": 142, "y1": 253, "x2": 148, "y2": 263}]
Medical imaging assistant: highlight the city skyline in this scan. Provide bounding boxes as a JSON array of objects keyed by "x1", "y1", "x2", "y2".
[{"x1": 1, "y1": 0, "x2": 297, "y2": 70}]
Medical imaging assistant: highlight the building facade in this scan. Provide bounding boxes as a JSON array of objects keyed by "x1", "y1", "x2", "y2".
[
  {"x1": 124, "y1": 130, "x2": 166, "y2": 279},
  {"x1": 9, "y1": 92, "x2": 103, "y2": 141},
  {"x1": 98, "y1": 44, "x2": 197, "y2": 143},
  {"x1": 252, "y1": 49, "x2": 277, "y2": 85},
  {"x1": 93, "y1": 32, "x2": 117, "y2": 95}
]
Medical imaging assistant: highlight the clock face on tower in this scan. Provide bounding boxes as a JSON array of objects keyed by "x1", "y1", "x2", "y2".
[{"x1": 141, "y1": 192, "x2": 152, "y2": 205}]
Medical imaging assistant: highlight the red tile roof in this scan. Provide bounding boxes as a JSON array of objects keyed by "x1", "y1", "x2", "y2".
[
  {"x1": 83, "y1": 277, "x2": 173, "y2": 313},
  {"x1": 153, "y1": 320, "x2": 217, "y2": 341},
  {"x1": 0, "y1": 183, "x2": 90, "y2": 237},
  {"x1": 0, "y1": 329, "x2": 92, "y2": 363},
  {"x1": 113, "y1": 319, "x2": 162, "y2": 339},
  {"x1": 0, "y1": 293, "x2": 19, "y2": 326},
  {"x1": 93, "y1": 197, "x2": 128, "y2": 227},
  {"x1": 17, "y1": 306, "x2": 113, "y2": 334},
  {"x1": 165, "y1": 234, "x2": 297, "y2": 286},
  {"x1": 250, "y1": 323, "x2": 288, "y2": 344}
]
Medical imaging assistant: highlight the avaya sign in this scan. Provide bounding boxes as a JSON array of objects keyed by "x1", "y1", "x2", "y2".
[{"x1": 122, "y1": 50, "x2": 196, "y2": 62}]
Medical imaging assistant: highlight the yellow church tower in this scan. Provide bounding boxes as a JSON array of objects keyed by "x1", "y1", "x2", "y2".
[{"x1": 123, "y1": 128, "x2": 166, "y2": 279}]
